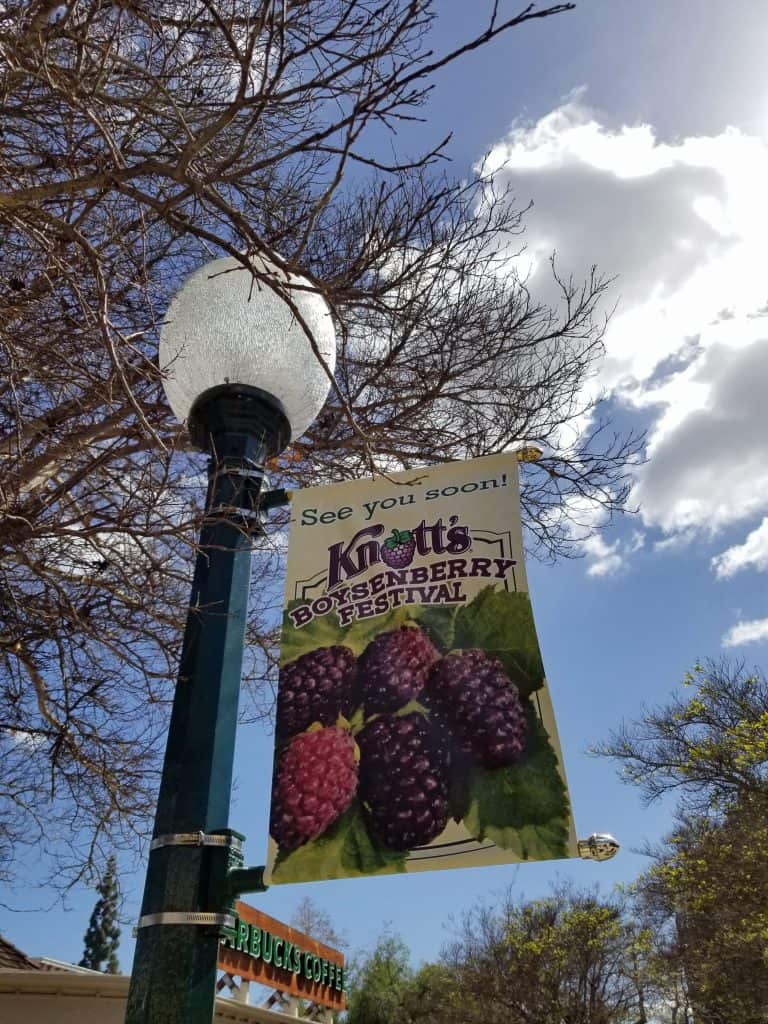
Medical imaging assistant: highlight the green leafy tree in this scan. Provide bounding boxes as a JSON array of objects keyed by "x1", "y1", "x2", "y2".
[
  {"x1": 345, "y1": 932, "x2": 413, "y2": 1024},
  {"x1": 597, "y1": 660, "x2": 768, "y2": 810},
  {"x1": 344, "y1": 889, "x2": 663, "y2": 1024},
  {"x1": 441, "y1": 884, "x2": 651, "y2": 1024},
  {"x1": 599, "y1": 660, "x2": 768, "y2": 1024},
  {"x1": 400, "y1": 963, "x2": 466, "y2": 1024},
  {"x1": 636, "y1": 808, "x2": 767, "y2": 1024},
  {"x1": 626, "y1": 886, "x2": 693, "y2": 1024},
  {"x1": 79, "y1": 854, "x2": 120, "y2": 974}
]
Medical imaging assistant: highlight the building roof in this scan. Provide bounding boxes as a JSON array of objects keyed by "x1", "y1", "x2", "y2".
[
  {"x1": 0, "y1": 971, "x2": 302, "y2": 1023},
  {"x1": 0, "y1": 935, "x2": 41, "y2": 972},
  {"x1": 31, "y1": 957, "x2": 103, "y2": 973}
]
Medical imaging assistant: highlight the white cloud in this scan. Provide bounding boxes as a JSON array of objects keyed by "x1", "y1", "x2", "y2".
[
  {"x1": 37, "y1": 529, "x2": 139, "y2": 580},
  {"x1": 712, "y1": 517, "x2": 768, "y2": 578},
  {"x1": 653, "y1": 531, "x2": 696, "y2": 553},
  {"x1": 554, "y1": 492, "x2": 644, "y2": 577},
  {"x1": 484, "y1": 99, "x2": 768, "y2": 560},
  {"x1": 583, "y1": 534, "x2": 623, "y2": 577},
  {"x1": 5, "y1": 728, "x2": 46, "y2": 750},
  {"x1": 582, "y1": 530, "x2": 644, "y2": 578},
  {"x1": 631, "y1": 336, "x2": 768, "y2": 533},
  {"x1": 723, "y1": 617, "x2": 768, "y2": 647}
]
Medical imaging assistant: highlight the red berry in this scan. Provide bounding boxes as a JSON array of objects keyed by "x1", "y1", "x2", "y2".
[{"x1": 269, "y1": 727, "x2": 358, "y2": 851}]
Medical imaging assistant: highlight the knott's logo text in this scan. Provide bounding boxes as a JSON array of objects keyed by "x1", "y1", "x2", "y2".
[
  {"x1": 328, "y1": 517, "x2": 470, "y2": 589},
  {"x1": 287, "y1": 517, "x2": 517, "y2": 629}
]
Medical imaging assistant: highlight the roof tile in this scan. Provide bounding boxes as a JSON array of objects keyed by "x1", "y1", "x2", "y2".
[{"x1": 0, "y1": 935, "x2": 40, "y2": 971}]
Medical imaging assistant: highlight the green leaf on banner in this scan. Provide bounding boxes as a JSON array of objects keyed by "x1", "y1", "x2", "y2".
[
  {"x1": 347, "y1": 706, "x2": 366, "y2": 734},
  {"x1": 447, "y1": 760, "x2": 473, "y2": 824},
  {"x1": 453, "y1": 587, "x2": 545, "y2": 696},
  {"x1": 280, "y1": 602, "x2": 341, "y2": 663},
  {"x1": 417, "y1": 602, "x2": 460, "y2": 653},
  {"x1": 394, "y1": 699, "x2": 428, "y2": 718},
  {"x1": 461, "y1": 711, "x2": 570, "y2": 860},
  {"x1": 271, "y1": 802, "x2": 407, "y2": 883}
]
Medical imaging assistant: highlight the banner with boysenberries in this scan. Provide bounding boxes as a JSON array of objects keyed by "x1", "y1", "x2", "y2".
[{"x1": 266, "y1": 453, "x2": 577, "y2": 883}]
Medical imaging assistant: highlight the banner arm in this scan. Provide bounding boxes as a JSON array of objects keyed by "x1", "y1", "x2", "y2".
[
  {"x1": 259, "y1": 488, "x2": 291, "y2": 511},
  {"x1": 227, "y1": 865, "x2": 269, "y2": 896}
]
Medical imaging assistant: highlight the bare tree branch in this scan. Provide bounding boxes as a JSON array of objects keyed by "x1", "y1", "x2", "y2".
[{"x1": 0, "y1": 0, "x2": 641, "y2": 893}]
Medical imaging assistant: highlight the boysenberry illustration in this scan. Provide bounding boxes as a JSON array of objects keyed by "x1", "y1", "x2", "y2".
[
  {"x1": 276, "y1": 645, "x2": 356, "y2": 740},
  {"x1": 380, "y1": 528, "x2": 416, "y2": 569},
  {"x1": 270, "y1": 726, "x2": 358, "y2": 851},
  {"x1": 424, "y1": 650, "x2": 527, "y2": 768},
  {"x1": 358, "y1": 712, "x2": 449, "y2": 850},
  {"x1": 356, "y1": 625, "x2": 439, "y2": 712}
]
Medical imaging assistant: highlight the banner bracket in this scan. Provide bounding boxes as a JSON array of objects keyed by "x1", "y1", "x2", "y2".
[{"x1": 227, "y1": 864, "x2": 269, "y2": 896}]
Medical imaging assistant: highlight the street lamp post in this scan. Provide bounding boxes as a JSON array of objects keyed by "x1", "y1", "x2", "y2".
[{"x1": 125, "y1": 256, "x2": 335, "y2": 1024}]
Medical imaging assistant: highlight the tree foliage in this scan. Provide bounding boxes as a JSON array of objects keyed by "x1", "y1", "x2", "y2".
[
  {"x1": 399, "y1": 962, "x2": 461, "y2": 1024},
  {"x1": 79, "y1": 853, "x2": 120, "y2": 973},
  {"x1": 441, "y1": 884, "x2": 651, "y2": 1024},
  {"x1": 598, "y1": 660, "x2": 768, "y2": 811},
  {"x1": 346, "y1": 886, "x2": 660, "y2": 1024},
  {"x1": 0, "y1": 0, "x2": 642, "y2": 890},
  {"x1": 600, "y1": 660, "x2": 768, "y2": 1024},
  {"x1": 345, "y1": 932, "x2": 413, "y2": 1024},
  {"x1": 636, "y1": 806, "x2": 768, "y2": 1024}
]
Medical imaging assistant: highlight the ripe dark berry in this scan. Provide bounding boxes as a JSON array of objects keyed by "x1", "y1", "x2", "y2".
[
  {"x1": 380, "y1": 528, "x2": 416, "y2": 569},
  {"x1": 358, "y1": 712, "x2": 449, "y2": 850},
  {"x1": 425, "y1": 650, "x2": 527, "y2": 768},
  {"x1": 356, "y1": 626, "x2": 439, "y2": 713},
  {"x1": 276, "y1": 646, "x2": 356, "y2": 740},
  {"x1": 270, "y1": 727, "x2": 358, "y2": 851}
]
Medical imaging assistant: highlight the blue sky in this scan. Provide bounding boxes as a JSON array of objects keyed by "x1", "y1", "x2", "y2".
[{"x1": 3, "y1": 0, "x2": 768, "y2": 974}]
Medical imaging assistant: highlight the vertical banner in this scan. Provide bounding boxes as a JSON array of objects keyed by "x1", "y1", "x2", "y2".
[{"x1": 266, "y1": 454, "x2": 576, "y2": 884}]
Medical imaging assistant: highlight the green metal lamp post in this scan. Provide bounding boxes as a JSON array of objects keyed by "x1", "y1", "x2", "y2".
[{"x1": 125, "y1": 256, "x2": 336, "y2": 1024}]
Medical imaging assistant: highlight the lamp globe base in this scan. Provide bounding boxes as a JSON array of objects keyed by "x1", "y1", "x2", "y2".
[{"x1": 188, "y1": 384, "x2": 291, "y2": 460}]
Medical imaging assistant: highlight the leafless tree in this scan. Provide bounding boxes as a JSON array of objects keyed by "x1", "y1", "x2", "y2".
[
  {"x1": 0, "y1": 0, "x2": 641, "y2": 892},
  {"x1": 290, "y1": 896, "x2": 348, "y2": 951}
]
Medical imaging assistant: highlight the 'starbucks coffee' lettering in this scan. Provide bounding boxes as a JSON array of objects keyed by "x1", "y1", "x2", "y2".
[{"x1": 223, "y1": 917, "x2": 344, "y2": 992}]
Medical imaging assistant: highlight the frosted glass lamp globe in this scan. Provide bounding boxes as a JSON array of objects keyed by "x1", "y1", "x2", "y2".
[{"x1": 160, "y1": 255, "x2": 336, "y2": 442}]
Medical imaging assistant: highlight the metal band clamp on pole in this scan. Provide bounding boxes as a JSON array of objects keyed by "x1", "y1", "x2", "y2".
[
  {"x1": 214, "y1": 465, "x2": 267, "y2": 481},
  {"x1": 149, "y1": 831, "x2": 244, "y2": 853},
  {"x1": 136, "y1": 912, "x2": 235, "y2": 930}
]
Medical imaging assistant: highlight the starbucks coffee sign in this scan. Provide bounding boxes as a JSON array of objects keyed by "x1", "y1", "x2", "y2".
[{"x1": 218, "y1": 901, "x2": 344, "y2": 1010}]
